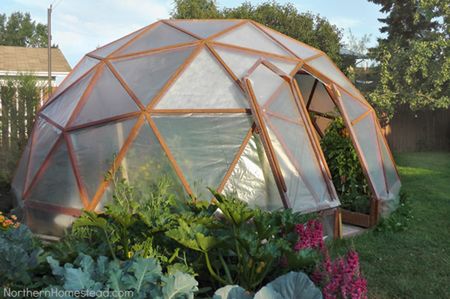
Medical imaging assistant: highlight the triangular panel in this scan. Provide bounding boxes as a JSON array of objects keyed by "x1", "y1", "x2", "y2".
[
  {"x1": 248, "y1": 64, "x2": 285, "y2": 106},
  {"x1": 90, "y1": 27, "x2": 145, "y2": 58},
  {"x1": 339, "y1": 88, "x2": 369, "y2": 121},
  {"x1": 309, "y1": 82, "x2": 336, "y2": 114},
  {"x1": 70, "y1": 118, "x2": 136, "y2": 200},
  {"x1": 266, "y1": 83, "x2": 300, "y2": 123},
  {"x1": 25, "y1": 117, "x2": 61, "y2": 191},
  {"x1": 116, "y1": 22, "x2": 198, "y2": 56},
  {"x1": 214, "y1": 46, "x2": 298, "y2": 80},
  {"x1": 71, "y1": 66, "x2": 139, "y2": 126},
  {"x1": 377, "y1": 132, "x2": 400, "y2": 192},
  {"x1": 307, "y1": 55, "x2": 364, "y2": 100},
  {"x1": 257, "y1": 24, "x2": 321, "y2": 60},
  {"x1": 214, "y1": 22, "x2": 293, "y2": 58},
  {"x1": 11, "y1": 138, "x2": 31, "y2": 199},
  {"x1": 26, "y1": 140, "x2": 83, "y2": 209},
  {"x1": 223, "y1": 134, "x2": 284, "y2": 211},
  {"x1": 121, "y1": 122, "x2": 187, "y2": 199},
  {"x1": 41, "y1": 71, "x2": 95, "y2": 127},
  {"x1": 295, "y1": 73, "x2": 316, "y2": 103},
  {"x1": 52, "y1": 56, "x2": 99, "y2": 100},
  {"x1": 111, "y1": 46, "x2": 195, "y2": 106},
  {"x1": 352, "y1": 113, "x2": 387, "y2": 199},
  {"x1": 153, "y1": 114, "x2": 252, "y2": 200},
  {"x1": 167, "y1": 20, "x2": 239, "y2": 38},
  {"x1": 155, "y1": 48, "x2": 248, "y2": 109}
]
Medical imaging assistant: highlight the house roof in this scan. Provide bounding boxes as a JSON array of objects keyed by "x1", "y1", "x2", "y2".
[{"x1": 0, "y1": 46, "x2": 71, "y2": 74}]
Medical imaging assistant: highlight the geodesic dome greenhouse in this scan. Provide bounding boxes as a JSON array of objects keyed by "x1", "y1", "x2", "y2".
[{"x1": 11, "y1": 19, "x2": 401, "y2": 236}]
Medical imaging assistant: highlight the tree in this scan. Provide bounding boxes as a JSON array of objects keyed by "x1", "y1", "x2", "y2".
[
  {"x1": 0, "y1": 12, "x2": 48, "y2": 47},
  {"x1": 367, "y1": 0, "x2": 450, "y2": 120},
  {"x1": 171, "y1": 0, "x2": 343, "y2": 65}
]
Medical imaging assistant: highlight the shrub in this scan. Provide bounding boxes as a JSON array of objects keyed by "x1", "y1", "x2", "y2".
[{"x1": 320, "y1": 117, "x2": 372, "y2": 213}]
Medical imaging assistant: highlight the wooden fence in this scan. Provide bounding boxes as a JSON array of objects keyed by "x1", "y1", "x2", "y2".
[
  {"x1": 0, "y1": 79, "x2": 47, "y2": 180},
  {"x1": 383, "y1": 105, "x2": 450, "y2": 153}
]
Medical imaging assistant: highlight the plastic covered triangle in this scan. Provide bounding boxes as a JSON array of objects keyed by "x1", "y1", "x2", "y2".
[
  {"x1": 42, "y1": 70, "x2": 95, "y2": 127},
  {"x1": 214, "y1": 22, "x2": 293, "y2": 57},
  {"x1": 257, "y1": 24, "x2": 321, "y2": 60},
  {"x1": 70, "y1": 118, "x2": 137, "y2": 200},
  {"x1": 153, "y1": 114, "x2": 252, "y2": 200},
  {"x1": 111, "y1": 46, "x2": 195, "y2": 106},
  {"x1": 25, "y1": 117, "x2": 61, "y2": 192},
  {"x1": 122, "y1": 122, "x2": 187, "y2": 199},
  {"x1": 295, "y1": 74, "x2": 316, "y2": 103},
  {"x1": 223, "y1": 134, "x2": 284, "y2": 210},
  {"x1": 90, "y1": 27, "x2": 145, "y2": 58},
  {"x1": 116, "y1": 22, "x2": 198, "y2": 56},
  {"x1": 71, "y1": 66, "x2": 139, "y2": 126},
  {"x1": 52, "y1": 56, "x2": 99, "y2": 100},
  {"x1": 167, "y1": 20, "x2": 239, "y2": 38},
  {"x1": 266, "y1": 82, "x2": 302, "y2": 124},
  {"x1": 248, "y1": 64, "x2": 285, "y2": 106},
  {"x1": 11, "y1": 138, "x2": 31, "y2": 198},
  {"x1": 26, "y1": 139, "x2": 83, "y2": 209},
  {"x1": 155, "y1": 48, "x2": 248, "y2": 109},
  {"x1": 213, "y1": 46, "x2": 298, "y2": 80},
  {"x1": 339, "y1": 88, "x2": 369, "y2": 121}
]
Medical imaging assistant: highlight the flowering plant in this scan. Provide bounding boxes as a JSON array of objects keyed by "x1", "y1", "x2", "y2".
[
  {"x1": 0, "y1": 211, "x2": 20, "y2": 230},
  {"x1": 294, "y1": 219, "x2": 368, "y2": 299}
]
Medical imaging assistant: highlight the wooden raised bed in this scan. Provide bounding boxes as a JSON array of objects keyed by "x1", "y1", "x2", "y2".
[{"x1": 340, "y1": 197, "x2": 379, "y2": 228}]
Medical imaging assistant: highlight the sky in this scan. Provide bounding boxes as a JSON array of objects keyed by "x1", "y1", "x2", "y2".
[{"x1": 1, "y1": 0, "x2": 386, "y2": 67}]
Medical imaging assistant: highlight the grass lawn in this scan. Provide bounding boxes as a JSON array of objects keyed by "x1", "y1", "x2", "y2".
[{"x1": 331, "y1": 152, "x2": 450, "y2": 299}]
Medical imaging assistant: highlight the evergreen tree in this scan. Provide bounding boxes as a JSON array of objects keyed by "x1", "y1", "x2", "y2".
[{"x1": 0, "y1": 12, "x2": 48, "y2": 47}]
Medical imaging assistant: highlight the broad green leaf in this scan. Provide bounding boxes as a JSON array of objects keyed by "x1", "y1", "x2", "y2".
[
  {"x1": 213, "y1": 285, "x2": 253, "y2": 299},
  {"x1": 254, "y1": 272, "x2": 322, "y2": 299}
]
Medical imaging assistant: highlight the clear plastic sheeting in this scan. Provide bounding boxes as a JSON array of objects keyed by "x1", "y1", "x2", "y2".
[
  {"x1": 154, "y1": 114, "x2": 252, "y2": 200},
  {"x1": 266, "y1": 85, "x2": 300, "y2": 122},
  {"x1": 352, "y1": 114, "x2": 387, "y2": 200},
  {"x1": 116, "y1": 23, "x2": 198, "y2": 56},
  {"x1": 267, "y1": 115, "x2": 334, "y2": 206},
  {"x1": 42, "y1": 71, "x2": 95, "y2": 127},
  {"x1": 307, "y1": 55, "x2": 363, "y2": 99},
  {"x1": 339, "y1": 89, "x2": 369, "y2": 121},
  {"x1": 90, "y1": 27, "x2": 145, "y2": 58},
  {"x1": 25, "y1": 207, "x2": 75, "y2": 237},
  {"x1": 111, "y1": 46, "x2": 195, "y2": 106},
  {"x1": 321, "y1": 210, "x2": 336, "y2": 240},
  {"x1": 309, "y1": 83, "x2": 336, "y2": 115},
  {"x1": 52, "y1": 56, "x2": 99, "y2": 99},
  {"x1": 258, "y1": 25, "x2": 321, "y2": 60},
  {"x1": 70, "y1": 118, "x2": 136, "y2": 201},
  {"x1": 248, "y1": 64, "x2": 285, "y2": 106},
  {"x1": 156, "y1": 48, "x2": 248, "y2": 109},
  {"x1": 223, "y1": 134, "x2": 283, "y2": 211},
  {"x1": 295, "y1": 74, "x2": 316, "y2": 103},
  {"x1": 72, "y1": 66, "x2": 139, "y2": 126},
  {"x1": 122, "y1": 122, "x2": 187, "y2": 200},
  {"x1": 167, "y1": 20, "x2": 240, "y2": 39},
  {"x1": 215, "y1": 23, "x2": 292, "y2": 58},
  {"x1": 214, "y1": 47, "x2": 298, "y2": 80},
  {"x1": 377, "y1": 126, "x2": 401, "y2": 216},
  {"x1": 25, "y1": 117, "x2": 61, "y2": 191},
  {"x1": 266, "y1": 126, "x2": 317, "y2": 212},
  {"x1": 26, "y1": 140, "x2": 83, "y2": 209},
  {"x1": 11, "y1": 138, "x2": 31, "y2": 199}
]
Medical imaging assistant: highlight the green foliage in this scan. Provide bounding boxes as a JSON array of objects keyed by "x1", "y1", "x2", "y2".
[
  {"x1": 0, "y1": 11, "x2": 48, "y2": 47},
  {"x1": 367, "y1": 0, "x2": 449, "y2": 119},
  {"x1": 0, "y1": 74, "x2": 40, "y2": 186},
  {"x1": 171, "y1": 0, "x2": 343, "y2": 65},
  {"x1": 320, "y1": 117, "x2": 371, "y2": 213},
  {"x1": 0, "y1": 224, "x2": 44, "y2": 286},
  {"x1": 214, "y1": 272, "x2": 322, "y2": 299},
  {"x1": 375, "y1": 190, "x2": 413, "y2": 232},
  {"x1": 47, "y1": 254, "x2": 198, "y2": 299}
]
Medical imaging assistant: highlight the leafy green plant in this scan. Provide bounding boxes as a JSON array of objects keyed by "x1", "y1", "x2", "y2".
[
  {"x1": 213, "y1": 271, "x2": 322, "y2": 299},
  {"x1": 320, "y1": 117, "x2": 372, "y2": 213},
  {"x1": 0, "y1": 223, "x2": 44, "y2": 287},
  {"x1": 46, "y1": 253, "x2": 198, "y2": 299},
  {"x1": 166, "y1": 190, "x2": 319, "y2": 291},
  {"x1": 375, "y1": 190, "x2": 413, "y2": 232}
]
